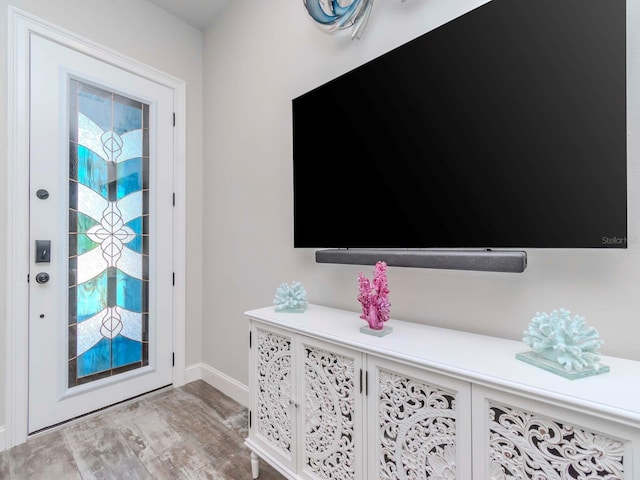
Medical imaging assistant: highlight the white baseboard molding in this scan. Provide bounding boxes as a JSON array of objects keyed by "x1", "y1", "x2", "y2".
[
  {"x1": 185, "y1": 362, "x2": 248, "y2": 408},
  {"x1": 0, "y1": 425, "x2": 7, "y2": 452}
]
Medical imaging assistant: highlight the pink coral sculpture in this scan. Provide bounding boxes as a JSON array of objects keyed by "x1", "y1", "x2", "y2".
[{"x1": 357, "y1": 261, "x2": 391, "y2": 330}]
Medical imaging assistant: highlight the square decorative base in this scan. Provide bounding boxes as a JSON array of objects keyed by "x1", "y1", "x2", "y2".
[
  {"x1": 360, "y1": 325, "x2": 393, "y2": 337},
  {"x1": 516, "y1": 351, "x2": 610, "y2": 380},
  {"x1": 274, "y1": 307, "x2": 307, "y2": 313}
]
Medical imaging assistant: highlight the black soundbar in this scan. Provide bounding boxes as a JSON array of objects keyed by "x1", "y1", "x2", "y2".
[{"x1": 315, "y1": 249, "x2": 527, "y2": 273}]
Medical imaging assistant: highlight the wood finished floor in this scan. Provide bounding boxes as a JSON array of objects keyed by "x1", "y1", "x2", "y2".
[{"x1": 0, "y1": 381, "x2": 286, "y2": 479}]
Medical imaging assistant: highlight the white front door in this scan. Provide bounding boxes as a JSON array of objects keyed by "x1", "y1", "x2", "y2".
[{"x1": 28, "y1": 34, "x2": 175, "y2": 433}]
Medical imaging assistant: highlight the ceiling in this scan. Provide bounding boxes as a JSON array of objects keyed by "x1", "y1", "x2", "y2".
[{"x1": 147, "y1": 0, "x2": 231, "y2": 31}]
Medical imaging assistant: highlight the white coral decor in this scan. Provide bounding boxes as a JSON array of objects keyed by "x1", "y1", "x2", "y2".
[
  {"x1": 523, "y1": 308, "x2": 604, "y2": 372},
  {"x1": 273, "y1": 281, "x2": 308, "y2": 312}
]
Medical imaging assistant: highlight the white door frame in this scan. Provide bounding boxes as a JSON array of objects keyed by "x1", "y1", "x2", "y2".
[{"x1": 6, "y1": 6, "x2": 187, "y2": 449}]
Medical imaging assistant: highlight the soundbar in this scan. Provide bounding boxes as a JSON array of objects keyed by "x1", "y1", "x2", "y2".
[{"x1": 315, "y1": 249, "x2": 527, "y2": 273}]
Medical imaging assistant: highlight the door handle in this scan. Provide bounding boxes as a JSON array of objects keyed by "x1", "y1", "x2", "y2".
[
  {"x1": 35, "y1": 272, "x2": 50, "y2": 284},
  {"x1": 35, "y1": 240, "x2": 51, "y2": 263}
]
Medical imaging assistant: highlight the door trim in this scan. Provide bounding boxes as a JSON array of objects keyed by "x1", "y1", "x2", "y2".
[{"x1": 6, "y1": 6, "x2": 187, "y2": 449}]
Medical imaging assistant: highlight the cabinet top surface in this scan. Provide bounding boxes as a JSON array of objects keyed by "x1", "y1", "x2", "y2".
[{"x1": 246, "y1": 304, "x2": 640, "y2": 422}]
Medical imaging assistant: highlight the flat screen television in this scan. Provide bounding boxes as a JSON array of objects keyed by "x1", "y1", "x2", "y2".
[{"x1": 292, "y1": 0, "x2": 627, "y2": 249}]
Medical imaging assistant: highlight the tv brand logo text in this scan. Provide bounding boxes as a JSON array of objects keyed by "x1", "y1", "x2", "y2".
[{"x1": 602, "y1": 236, "x2": 627, "y2": 245}]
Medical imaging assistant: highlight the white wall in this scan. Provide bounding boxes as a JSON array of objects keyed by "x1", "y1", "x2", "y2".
[
  {"x1": 0, "y1": 0, "x2": 204, "y2": 433},
  {"x1": 202, "y1": 0, "x2": 640, "y2": 388}
]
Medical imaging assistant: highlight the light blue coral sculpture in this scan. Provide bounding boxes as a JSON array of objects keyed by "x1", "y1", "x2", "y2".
[
  {"x1": 519, "y1": 308, "x2": 608, "y2": 378},
  {"x1": 274, "y1": 281, "x2": 308, "y2": 312}
]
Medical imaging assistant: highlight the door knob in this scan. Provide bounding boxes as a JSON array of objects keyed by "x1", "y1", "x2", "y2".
[{"x1": 35, "y1": 272, "x2": 50, "y2": 284}]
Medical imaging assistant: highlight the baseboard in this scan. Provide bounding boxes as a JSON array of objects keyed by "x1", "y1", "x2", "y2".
[
  {"x1": 0, "y1": 425, "x2": 7, "y2": 452},
  {"x1": 185, "y1": 362, "x2": 248, "y2": 408}
]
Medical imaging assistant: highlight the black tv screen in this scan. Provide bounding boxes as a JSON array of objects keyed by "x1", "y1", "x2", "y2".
[{"x1": 293, "y1": 0, "x2": 627, "y2": 249}]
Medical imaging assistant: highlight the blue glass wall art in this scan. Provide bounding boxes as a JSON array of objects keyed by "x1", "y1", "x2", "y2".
[{"x1": 303, "y1": 0, "x2": 374, "y2": 39}]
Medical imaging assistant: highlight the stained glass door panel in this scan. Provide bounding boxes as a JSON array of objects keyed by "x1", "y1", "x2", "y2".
[
  {"x1": 28, "y1": 34, "x2": 174, "y2": 433},
  {"x1": 68, "y1": 81, "x2": 150, "y2": 386}
]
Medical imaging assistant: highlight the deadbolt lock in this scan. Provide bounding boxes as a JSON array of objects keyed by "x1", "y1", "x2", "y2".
[
  {"x1": 35, "y1": 240, "x2": 51, "y2": 263},
  {"x1": 36, "y1": 189, "x2": 50, "y2": 200}
]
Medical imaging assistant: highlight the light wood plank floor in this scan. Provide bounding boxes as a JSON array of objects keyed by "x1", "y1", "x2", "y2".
[{"x1": 0, "y1": 381, "x2": 286, "y2": 479}]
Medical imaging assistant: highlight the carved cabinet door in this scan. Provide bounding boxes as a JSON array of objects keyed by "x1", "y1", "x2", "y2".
[
  {"x1": 367, "y1": 356, "x2": 473, "y2": 480},
  {"x1": 298, "y1": 337, "x2": 364, "y2": 480},
  {"x1": 249, "y1": 324, "x2": 298, "y2": 472},
  {"x1": 472, "y1": 385, "x2": 640, "y2": 480}
]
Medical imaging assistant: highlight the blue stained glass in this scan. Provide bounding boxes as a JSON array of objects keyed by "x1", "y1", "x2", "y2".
[
  {"x1": 125, "y1": 217, "x2": 142, "y2": 235},
  {"x1": 111, "y1": 335, "x2": 142, "y2": 368},
  {"x1": 78, "y1": 337, "x2": 111, "y2": 377},
  {"x1": 77, "y1": 271, "x2": 108, "y2": 322},
  {"x1": 70, "y1": 80, "x2": 149, "y2": 388},
  {"x1": 116, "y1": 158, "x2": 143, "y2": 199},
  {"x1": 77, "y1": 145, "x2": 108, "y2": 198},
  {"x1": 119, "y1": 212, "x2": 144, "y2": 258},
  {"x1": 113, "y1": 97, "x2": 142, "y2": 135},
  {"x1": 77, "y1": 212, "x2": 99, "y2": 233},
  {"x1": 78, "y1": 84, "x2": 112, "y2": 131},
  {"x1": 116, "y1": 270, "x2": 142, "y2": 312},
  {"x1": 77, "y1": 233, "x2": 99, "y2": 255},
  {"x1": 126, "y1": 236, "x2": 143, "y2": 253}
]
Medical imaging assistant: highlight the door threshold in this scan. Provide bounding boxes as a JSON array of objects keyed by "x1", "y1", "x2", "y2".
[{"x1": 28, "y1": 384, "x2": 173, "y2": 438}]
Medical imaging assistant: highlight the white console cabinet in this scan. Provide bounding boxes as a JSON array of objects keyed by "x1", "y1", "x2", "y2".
[{"x1": 245, "y1": 304, "x2": 640, "y2": 479}]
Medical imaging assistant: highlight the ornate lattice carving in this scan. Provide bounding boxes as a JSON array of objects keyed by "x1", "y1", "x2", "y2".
[
  {"x1": 303, "y1": 346, "x2": 356, "y2": 480},
  {"x1": 256, "y1": 329, "x2": 293, "y2": 458},
  {"x1": 488, "y1": 402, "x2": 625, "y2": 479},
  {"x1": 377, "y1": 369, "x2": 458, "y2": 480}
]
